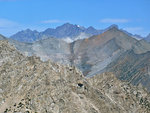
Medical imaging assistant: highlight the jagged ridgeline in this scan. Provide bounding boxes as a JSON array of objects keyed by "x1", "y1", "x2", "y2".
[
  {"x1": 1, "y1": 26, "x2": 150, "y2": 92},
  {"x1": 0, "y1": 40, "x2": 150, "y2": 112}
]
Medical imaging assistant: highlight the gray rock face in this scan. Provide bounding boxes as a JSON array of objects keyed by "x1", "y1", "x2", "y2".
[
  {"x1": 1, "y1": 27, "x2": 150, "y2": 92},
  {"x1": 106, "y1": 49, "x2": 150, "y2": 91},
  {"x1": 0, "y1": 40, "x2": 150, "y2": 113},
  {"x1": 0, "y1": 36, "x2": 71, "y2": 64},
  {"x1": 7, "y1": 27, "x2": 140, "y2": 75},
  {"x1": 42, "y1": 23, "x2": 84, "y2": 38},
  {"x1": 32, "y1": 38, "x2": 71, "y2": 63},
  {"x1": 71, "y1": 27, "x2": 138, "y2": 76},
  {"x1": 10, "y1": 23, "x2": 103, "y2": 43},
  {"x1": 0, "y1": 34, "x2": 7, "y2": 40},
  {"x1": 10, "y1": 29, "x2": 41, "y2": 42},
  {"x1": 144, "y1": 34, "x2": 150, "y2": 42},
  {"x1": 104, "y1": 39, "x2": 150, "y2": 91}
]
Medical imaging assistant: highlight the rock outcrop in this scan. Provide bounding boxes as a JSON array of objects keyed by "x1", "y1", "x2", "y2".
[
  {"x1": 106, "y1": 49, "x2": 150, "y2": 91},
  {"x1": 1, "y1": 26, "x2": 150, "y2": 92},
  {"x1": 0, "y1": 40, "x2": 150, "y2": 113},
  {"x1": 10, "y1": 23, "x2": 103, "y2": 43}
]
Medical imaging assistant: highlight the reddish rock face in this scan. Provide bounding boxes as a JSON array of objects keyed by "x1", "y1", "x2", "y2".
[
  {"x1": 1, "y1": 26, "x2": 150, "y2": 92},
  {"x1": 0, "y1": 40, "x2": 150, "y2": 113}
]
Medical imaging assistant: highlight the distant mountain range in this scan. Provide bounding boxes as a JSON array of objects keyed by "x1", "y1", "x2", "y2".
[
  {"x1": 10, "y1": 23, "x2": 148, "y2": 43},
  {"x1": 1, "y1": 25, "x2": 150, "y2": 92},
  {"x1": 1, "y1": 40, "x2": 150, "y2": 112},
  {"x1": 10, "y1": 23, "x2": 103, "y2": 43},
  {"x1": 144, "y1": 33, "x2": 150, "y2": 42}
]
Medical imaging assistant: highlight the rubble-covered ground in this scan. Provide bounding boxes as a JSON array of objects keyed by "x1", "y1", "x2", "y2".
[{"x1": 0, "y1": 40, "x2": 150, "y2": 113}]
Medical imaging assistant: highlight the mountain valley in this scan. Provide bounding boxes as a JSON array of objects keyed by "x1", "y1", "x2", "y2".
[
  {"x1": 0, "y1": 23, "x2": 150, "y2": 113},
  {"x1": 0, "y1": 40, "x2": 150, "y2": 113},
  {"x1": 1, "y1": 24, "x2": 150, "y2": 92}
]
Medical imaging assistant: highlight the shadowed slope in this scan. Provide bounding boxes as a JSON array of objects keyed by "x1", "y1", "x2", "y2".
[{"x1": 0, "y1": 40, "x2": 150, "y2": 113}]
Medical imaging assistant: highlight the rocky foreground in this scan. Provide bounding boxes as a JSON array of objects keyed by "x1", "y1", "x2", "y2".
[{"x1": 0, "y1": 40, "x2": 150, "y2": 113}]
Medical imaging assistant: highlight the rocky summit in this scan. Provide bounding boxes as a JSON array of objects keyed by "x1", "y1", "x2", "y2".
[
  {"x1": 10, "y1": 23, "x2": 103, "y2": 43},
  {"x1": 1, "y1": 26, "x2": 150, "y2": 92},
  {"x1": 0, "y1": 40, "x2": 150, "y2": 113}
]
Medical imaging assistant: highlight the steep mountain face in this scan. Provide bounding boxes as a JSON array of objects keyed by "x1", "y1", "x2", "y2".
[
  {"x1": 9, "y1": 27, "x2": 146, "y2": 76},
  {"x1": 2, "y1": 27, "x2": 150, "y2": 74},
  {"x1": 32, "y1": 38, "x2": 71, "y2": 63},
  {"x1": 10, "y1": 29, "x2": 41, "y2": 42},
  {"x1": 71, "y1": 27, "x2": 150, "y2": 76},
  {"x1": 2, "y1": 27, "x2": 150, "y2": 92},
  {"x1": 144, "y1": 34, "x2": 150, "y2": 42},
  {"x1": 0, "y1": 34, "x2": 6, "y2": 40},
  {"x1": 120, "y1": 29, "x2": 144, "y2": 40},
  {"x1": 42, "y1": 23, "x2": 85, "y2": 38},
  {"x1": 132, "y1": 34, "x2": 144, "y2": 40},
  {"x1": 0, "y1": 35, "x2": 71, "y2": 63},
  {"x1": 84, "y1": 26, "x2": 101, "y2": 34},
  {"x1": 10, "y1": 23, "x2": 103, "y2": 43},
  {"x1": 0, "y1": 40, "x2": 150, "y2": 113},
  {"x1": 106, "y1": 49, "x2": 150, "y2": 91},
  {"x1": 0, "y1": 34, "x2": 35, "y2": 56}
]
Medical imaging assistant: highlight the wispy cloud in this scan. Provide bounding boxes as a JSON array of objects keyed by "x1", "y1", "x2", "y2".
[
  {"x1": 41, "y1": 19, "x2": 66, "y2": 24},
  {"x1": 0, "y1": 18, "x2": 19, "y2": 28},
  {"x1": 124, "y1": 27, "x2": 143, "y2": 33},
  {"x1": 100, "y1": 18, "x2": 129, "y2": 23},
  {"x1": 123, "y1": 27, "x2": 148, "y2": 36},
  {"x1": 0, "y1": 18, "x2": 22, "y2": 36}
]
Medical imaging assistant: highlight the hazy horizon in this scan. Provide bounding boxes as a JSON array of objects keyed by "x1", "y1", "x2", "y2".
[{"x1": 0, "y1": 0, "x2": 150, "y2": 37}]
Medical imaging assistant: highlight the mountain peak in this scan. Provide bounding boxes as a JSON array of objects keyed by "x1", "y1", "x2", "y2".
[
  {"x1": 61, "y1": 23, "x2": 74, "y2": 27},
  {"x1": 58, "y1": 23, "x2": 85, "y2": 30},
  {"x1": 55, "y1": 23, "x2": 79, "y2": 30},
  {"x1": 147, "y1": 33, "x2": 150, "y2": 37},
  {"x1": 110, "y1": 24, "x2": 118, "y2": 28},
  {"x1": 144, "y1": 33, "x2": 150, "y2": 42},
  {"x1": 63, "y1": 22, "x2": 72, "y2": 25},
  {"x1": 107, "y1": 24, "x2": 119, "y2": 30},
  {"x1": 24, "y1": 28, "x2": 33, "y2": 32},
  {"x1": 102, "y1": 24, "x2": 119, "y2": 33},
  {"x1": 0, "y1": 40, "x2": 150, "y2": 113},
  {"x1": 87, "y1": 26, "x2": 96, "y2": 30},
  {"x1": 106, "y1": 25, "x2": 119, "y2": 32}
]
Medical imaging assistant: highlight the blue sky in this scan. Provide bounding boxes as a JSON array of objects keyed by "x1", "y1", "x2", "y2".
[{"x1": 0, "y1": 0, "x2": 150, "y2": 37}]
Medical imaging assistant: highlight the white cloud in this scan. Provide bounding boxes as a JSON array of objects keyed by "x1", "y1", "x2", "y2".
[
  {"x1": 124, "y1": 27, "x2": 143, "y2": 34},
  {"x1": 100, "y1": 18, "x2": 129, "y2": 23},
  {"x1": 123, "y1": 27, "x2": 148, "y2": 36},
  {"x1": 124, "y1": 27, "x2": 143, "y2": 32},
  {"x1": 0, "y1": 18, "x2": 19, "y2": 28},
  {"x1": 41, "y1": 19, "x2": 63, "y2": 24},
  {"x1": 0, "y1": 18, "x2": 22, "y2": 36}
]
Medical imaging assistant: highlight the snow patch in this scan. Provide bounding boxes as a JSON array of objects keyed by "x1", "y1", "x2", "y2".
[{"x1": 77, "y1": 25, "x2": 80, "y2": 28}]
